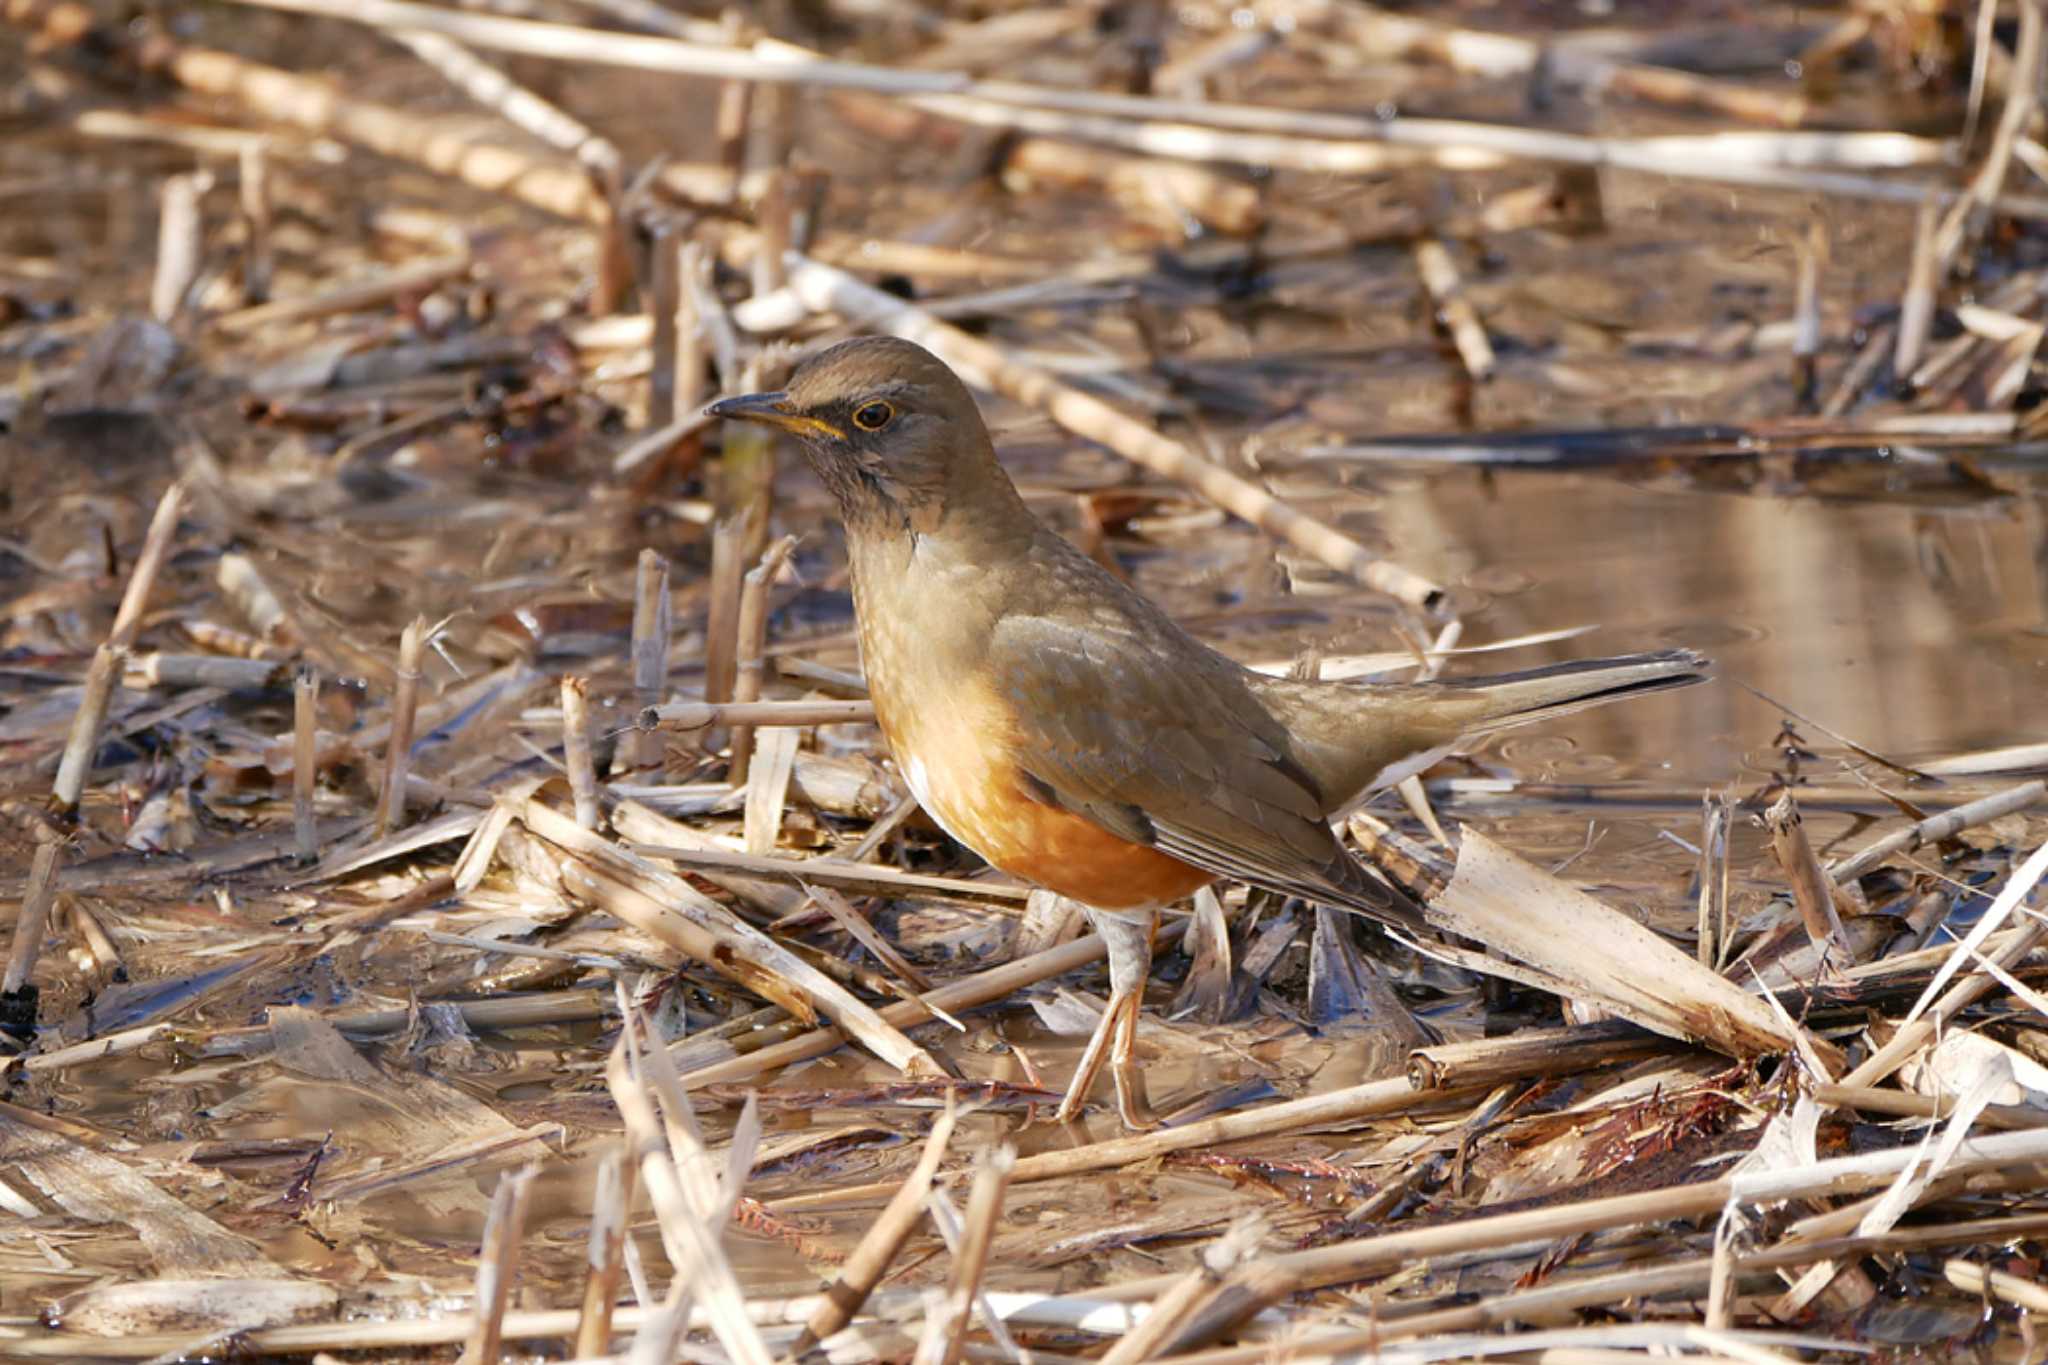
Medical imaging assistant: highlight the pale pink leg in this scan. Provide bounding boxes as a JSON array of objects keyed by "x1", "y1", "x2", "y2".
[{"x1": 1053, "y1": 908, "x2": 1158, "y2": 1128}]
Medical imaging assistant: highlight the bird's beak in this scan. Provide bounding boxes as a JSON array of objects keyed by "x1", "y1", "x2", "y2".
[{"x1": 704, "y1": 391, "x2": 844, "y2": 441}]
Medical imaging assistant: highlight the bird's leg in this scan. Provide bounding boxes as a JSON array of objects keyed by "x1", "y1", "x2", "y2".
[{"x1": 1054, "y1": 907, "x2": 1159, "y2": 1128}]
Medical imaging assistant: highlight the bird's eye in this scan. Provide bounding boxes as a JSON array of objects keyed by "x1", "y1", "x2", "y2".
[{"x1": 852, "y1": 400, "x2": 894, "y2": 431}]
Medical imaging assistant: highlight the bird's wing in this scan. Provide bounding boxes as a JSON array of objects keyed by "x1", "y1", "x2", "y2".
[{"x1": 987, "y1": 613, "x2": 1426, "y2": 932}]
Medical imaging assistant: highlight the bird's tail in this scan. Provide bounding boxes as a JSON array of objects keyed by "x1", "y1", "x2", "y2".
[{"x1": 1432, "y1": 647, "x2": 1710, "y2": 736}]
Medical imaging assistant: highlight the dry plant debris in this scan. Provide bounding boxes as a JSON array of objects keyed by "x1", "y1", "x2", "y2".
[{"x1": 2, "y1": 0, "x2": 2048, "y2": 1361}]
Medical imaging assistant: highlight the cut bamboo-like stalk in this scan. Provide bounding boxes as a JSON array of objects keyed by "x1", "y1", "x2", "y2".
[
  {"x1": 751, "y1": 167, "x2": 790, "y2": 297},
  {"x1": 1408, "y1": 1019, "x2": 1666, "y2": 1091},
  {"x1": 213, "y1": 253, "x2": 472, "y2": 334},
  {"x1": 108, "y1": 482, "x2": 183, "y2": 648},
  {"x1": 561, "y1": 675, "x2": 599, "y2": 830},
  {"x1": 792, "y1": 1105, "x2": 957, "y2": 1353},
  {"x1": 151, "y1": 171, "x2": 205, "y2": 323},
  {"x1": 292, "y1": 664, "x2": 319, "y2": 863},
  {"x1": 933, "y1": 1143, "x2": 1014, "y2": 1365},
  {"x1": 1414, "y1": 235, "x2": 1494, "y2": 382},
  {"x1": 1827, "y1": 779, "x2": 2046, "y2": 884},
  {"x1": 647, "y1": 220, "x2": 682, "y2": 428},
  {"x1": 702, "y1": 517, "x2": 746, "y2": 711},
  {"x1": 618, "y1": 550, "x2": 671, "y2": 775},
  {"x1": 372, "y1": 618, "x2": 427, "y2": 837},
  {"x1": 673, "y1": 240, "x2": 706, "y2": 419},
  {"x1": 1762, "y1": 791, "x2": 1853, "y2": 963},
  {"x1": 1894, "y1": 197, "x2": 1941, "y2": 384},
  {"x1": 216, "y1": 552, "x2": 300, "y2": 646},
  {"x1": 460, "y1": 1163, "x2": 537, "y2": 1365},
  {"x1": 604, "y1": 1040, "x2": 774, "y2": 1365},
  {"x1": 238, "y1": 138, "x2": 272, "y2": 303},
  {"x1": 643, "y1": 697, "x2": 875, "y2": 732},
  {"x1": 0, "y1": 841, "x2": 66, "y2": 1003},
  {"x1": 53, "y1": 644, "x2": 124, "y2": 813},
  {"x1": 572, "y1": 1144, "x2": 634, "y2": 1358},
  {"x1": 1696, "y1": 792, "x2": 1731, "y2": 970},
  {"x1": 1790, "y1": 218, "x2": 1825, "y2": 409},
  {"x1": 712, "y1": 9, "x2": 753, "y2": 194},
  {"x1": 727, "y1": 536, "x2": 797, "y2": 783}
]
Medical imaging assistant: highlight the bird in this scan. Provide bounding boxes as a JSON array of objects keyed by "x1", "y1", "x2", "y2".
[{"x1": 707, "y1": 336, "x2": 1707, "y2": 1129}]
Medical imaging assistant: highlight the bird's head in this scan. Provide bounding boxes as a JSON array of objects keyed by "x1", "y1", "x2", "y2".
[{"x1": 706, "y1": 336, "x2": 1008, "y2": 533}]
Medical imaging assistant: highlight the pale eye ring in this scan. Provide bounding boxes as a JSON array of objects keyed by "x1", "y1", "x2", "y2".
[{"x1": 852, "y1": 400, "x2": 894, "y2": 431}]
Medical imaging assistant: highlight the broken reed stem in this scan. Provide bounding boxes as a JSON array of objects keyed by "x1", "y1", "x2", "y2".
[
  {"x1": 1413, "y1": 235, "x2": 1494, "y2": 382},
  {"x1": 673, "y1": 240, "x2": 706, "y2": 417},
  {"x1": 703, "y1": 517, "x2": 746, "y2": 710},
  {"x1": 238, "y1": 138, "x2": 272, "y2": 303},
  {"x1": 751, "y1": 168, "x2": 791, "y2": 297},
  {"x1": 794, "y1": 1104, "x2": 957, "y2": 1353},
  {"x1": 620, "y1": 550, "x2": 671, "y2": 774},
  {"x1": 572, "y1": 1144, "x2": 635, "y2": 1358},
  {"x1": 1791, "y1": 219, "x2": 1824, "y2": 408},
  {"x1": 151, "y1": 171, "x2": 205, "y2": 324},
  {"x1": 937, "y1": 1143, "x2": 1015, "y2": 1365},
  {"x1": 0, "y1": 842, "x2": 65, "y2": 1001},
  {"x1": 713, "y1": 8, "x2": 753, "y2": 193},
  {"x1": 1827, "y1": 779, "x2": 2046, "y2": 884},
  {"x1": 53, "y1": 644, "x2": 123, "y2": 813},
  {"x1": 293, "y1": 664, "x2": 319, "y2": 862},
  {"x1": 107, "y1": 481, "x2": 183, "y2": 647},
  {"x1": 1895, "y1": 197, "x2": 1941, "y2": 384},
  {"x1": 373, "y1": 618, "x2": 428, "y2": 837},
  {"x1": 461, "y1": 1163, "x2": 538, "y2": 1365},
  {"x1": 1839, "y1": 915, "x2": 2048, "y2": 1089},
  {"x1": 718, "y1": 358, "x2": 778, "y2": 565},
  {"x1": 392, "y1": 26, "x2": 622, "y2": 179},
  {"x1": 727, "y1": 535, "x2": 797, "y2": 785},
  {"x1": 561, "y1": 675, "x2": 599, "y2": 829},
  {"x1": 767, "y1": 253, "x2": 1449, "y2": 614},
  {"x1": 1697, "y1": 792, "x2": 1732, "y2": 970},
  {"x1": 643, "y1": 697, "x2": 875, "y2": 732},
  {"x1": 1762, "y1": 791, "x2": 1852, "y2": 961},
  {"x1": 648, "y1": 220, "x2": 683, "y2": 428}
]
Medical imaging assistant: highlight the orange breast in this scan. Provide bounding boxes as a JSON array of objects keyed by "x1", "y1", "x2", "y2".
[{"x1": 872, "y1": 669, "x2": 1211, "y2": 912}]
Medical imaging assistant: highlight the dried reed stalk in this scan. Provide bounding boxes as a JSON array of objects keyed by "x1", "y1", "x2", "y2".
[
  {"x1": 703, "y1": 517, "x2": 746, "y2": 711},
  {"x1": 1761, "y1": 792, "x2": 1853, "y2": 962},
  {"x1": 1414, "y1": 236, "x2": 1494, "y2": 382},
  {"x1": 620, "y1": 550, "x2": 670, "y2": 774},
  {"x1": 526, "y1": 799, "x2": 943, "y2": 1077},
  {"x1": 1826, "y1": 779, "x2": 2045, "y2": 884},
  {"x1": 151, "y1": 171, "x2": 205, "y2": 323},
  {"x1": 932, "y1": 1143, "x2": 1015, "y2": 1365},
  {"x1": 728, "y1": 536, "x2": 797, "y2": 783},
  {"x1": 645, "y1": 698, "x2": 876, "y2": 732},
  {"x1": 648, "y1": 220, "x2": 683, "y2": 427},
  {"x1": 108, "y1": 481, "x2": 183, "y2": 647},
  {"x1": 238, "y1": 138, "x2": 272, "y2": 303},
  {"x1": 794, "y1": 1103, "x2": 957, "y2": 1352},
  {"x1": 213, "y1": 253, "x2": 472, "y2": 334},
  {"x1": 572, "y1": 1145, "x2": 634, "y2": 1357},
  {"x1": 460, "y1": 1164, "x2": 537, "y2": 1365},
  {"x1": 292, "y1": 664, "x2": 318, "y2": 862},
  {"x1": 561, "y1": 675, "x2": 599, "y2": 829},
  {"x1": 372, "y1": 617, "x2": 427, "y2": 836}
]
